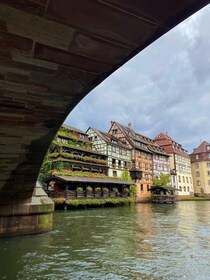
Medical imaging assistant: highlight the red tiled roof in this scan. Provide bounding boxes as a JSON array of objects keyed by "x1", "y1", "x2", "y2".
[
  {"x1": 191, "y1": 141, "x2": 210, "y2": 154},
  {"x1": 154, "y1": 132, "x2": 189, "y2": 157}
]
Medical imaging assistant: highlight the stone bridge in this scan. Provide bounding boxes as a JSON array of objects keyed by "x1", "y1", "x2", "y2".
[{"x1": 0, "y1": 0, "x2": 209, "y2": 236}]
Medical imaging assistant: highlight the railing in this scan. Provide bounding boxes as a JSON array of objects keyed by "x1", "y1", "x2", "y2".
[
  {"x1": 151, "y1": 195, "x2": 176, "y2": 203},
  {"x1": 46, "y1": 190, "x2": 129, "y2": 199}
]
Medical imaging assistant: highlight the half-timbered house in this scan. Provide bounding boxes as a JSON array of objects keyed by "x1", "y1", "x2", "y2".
[{"x1": 86, "y1": 127, "x2": 131, "y2": 178}]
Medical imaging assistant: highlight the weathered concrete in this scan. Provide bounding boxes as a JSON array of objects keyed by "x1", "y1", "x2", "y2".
[
  {"x1": 0, "y1": 0, "x2": 209, "y2": 235},
  {"x1": 0, "y1": 183, "x2": 54, "y2": 236}
]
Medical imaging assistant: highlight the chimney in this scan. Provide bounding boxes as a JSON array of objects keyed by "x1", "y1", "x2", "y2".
[{"x1": 128, "y1": 122, "x2": 132, "y2": 129}]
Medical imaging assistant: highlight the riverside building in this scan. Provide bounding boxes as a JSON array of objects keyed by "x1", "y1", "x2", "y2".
[
  {"x1": 190, "y1": 141, "x2": 210, "y2": 197},
  {"x1": 154, "y1": 132, "x2": 194, "y2": 197},
  {"x1": 108, "y1": 122, "x2": 170, "y2": 202},
  {"x1": 86, "y1": 127, "x2": 131, "y2": 178}
]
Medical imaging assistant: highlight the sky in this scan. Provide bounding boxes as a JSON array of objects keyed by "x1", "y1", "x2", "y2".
[{"x1": 65, "y1": 4, "x2": 210, "y2": 154}]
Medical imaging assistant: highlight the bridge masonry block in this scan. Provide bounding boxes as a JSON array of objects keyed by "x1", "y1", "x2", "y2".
[{"x1": 0, "y1": 184, "x2": 54, "y2": 237}]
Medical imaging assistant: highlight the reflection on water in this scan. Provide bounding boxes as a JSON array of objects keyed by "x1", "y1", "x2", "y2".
[{"x1": 1, "y1": 202, "x2": 210, "y2": 279}]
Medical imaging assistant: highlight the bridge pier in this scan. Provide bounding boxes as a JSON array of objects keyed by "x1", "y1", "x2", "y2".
[{"x1": 0, "y1": 184, "x2": 54, "y2": 237}]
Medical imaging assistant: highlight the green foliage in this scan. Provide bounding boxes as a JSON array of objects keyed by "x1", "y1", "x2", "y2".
[
  {"x1": 76, "y1": 187, "x2": 83, "y2": 192},
  {"x1": 65, "y1": 197, "x2": 134, "y2": 207},
  {"x1": 121, "y1": 169, "x2": 132, "y2": 182},
  {"x1": 153, "y1": 173, "x2": 171, "y2": 187},
  {"x1": 95, "y1": 187, "x2": 101, "y2": 192},
  {"x1": 130, "y1": 185, "x2": 137, "y2": 196},
  {"x1": 123, "y1": 187, "x2": 130, "y2": 193},
  {"x1": 48, "y1": 152, "x2": 59, "y2": 158},
  {"x1": 52, "y1": 197, "x2": 65, "y2": 204},
  {"x1": 38, "y1": 157, "x2": 52, "y2": 184},
  {"x1": 102, "y1": 187, "x2": 109, "y2": 193},
  {"x1": 113, "y1": 188, "x2": 118, "y2": 192},
  {"x1": 86, "y1": 186, "x2": 93, "y2": 192},
  {"x1": 48, "y1": 169, "x2": 122, "y2": 181}
]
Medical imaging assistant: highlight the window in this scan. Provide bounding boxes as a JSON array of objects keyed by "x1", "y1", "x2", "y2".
[
  {"x1": 132, "y1": 161, "x2": 135, "y2": 167},
  {"x1": 178, "y1": 175, "x2": 181, "y2": 182},
  {"x1": 190, "y1": 177, "x2": 192, "y2": 184},
  {"x1": 147, "y1": 185, "x2": 150, "y2": 192},
  {"x1": 207, "y1": 153, "x2": 210, "y2": 159},
  {"x1": 196, "y1": 171, "x2": 200, "y2": 177},
  {"x1": 197, "y1": 180, "x2": 201, "y2": 186},
  {"x1": 184, "y1": 186, "x2": 186, "y2": 192},
  {"x1": 119, "y1": 148, "x2": 122, "y2": 155},
  {"x1": 112, "y1": 158, "x2": 116, "y2": 166},
  {"x1": 208, "y1": 171, "x2": 210, "y2": 176},
  {"x1": 139, "y1": 162, "x2": 142, "y2": 168},
  {"x1": 195, "y1": 163, "x2": 199, "y2": 168},
  {"x1": 179, "y1": 186, "x2": 182, "y2": 192},
  {"x1": 207, "y1": 163, "x2": 210, "y2": 168},
  {"x1": 141, "y1": 184, "x2": 144, "y2": 191},
  {"x1": 138, "y1": 150, "x2": 141, "y2": 157},
  {"x1": 94, "y1": 136, "x2": 97, "y2": 140},
  {"x1": 112, "y1": 146, "x2": 116, "y2": 152},
  {"x1": 153, "y1": 164, "x2": 156, "y2": 170},
  {"x1": 132, "y1": 149, "x2": 135, "y2": 157},
  {"x1": 208, "y1": 180, "x2": 210, "y2": 186},
  {"x1": 145, "y1": 174, "x2": 149, "y2": 180},
  {"x1": 118, "y1": 160, "x2": 121, "y2": 167},
  {"x1": 207, "y1": 146, "x2": 210, "y2": 150},
  {"x1": 187, "y1": 187, "x2": 189, "y2": 192},
  {"x1": 113, "y1": 171, "x2": 117, "y2": 177},
  {"x1": 124, "y1": 161, "x2": 127, "y2": 168},
  {"x1": 186, "y1": 177, "x2": 189, "y2": 183},
  {"x1": 195, "y1": 154, "x2": 199, "y2": 160},
  {"x1": 182, "y1": 176, "x2": 185, "y2": 183},
  {"x1": 145, "y1": 163, "x2": 149, "y2": 170},
  {"x1": 112, "y1": 129, "x2": 117, "y2": 135}
]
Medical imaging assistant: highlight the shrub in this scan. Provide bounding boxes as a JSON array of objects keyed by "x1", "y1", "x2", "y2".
[
  {"x1": 76, "y1": 187, "x2": 83, "y2": 192},
  {"x1": 130, "y1": 185, "x2": 137, "y2": 196},
  {"x1": 52, "y1": 197, "x2": 65, "y2": 204},
  {"x1": 123, "y1": 187, "x2": 130, "y2": 193},
  {"x1": 103, "y1": 187, "x2": 109, "y2": 193},
  {"x1": 65, "y1": 197, "x2": 134, "y2": 207},
  {"x1": 113, "y1": 188, "x2": 118, "y2": 192},
  {"x1": 95, "y1": 187, "x2": 101, "y2": 192},
  {"x1": 86, "y1": 186, "x2": 93, "y2": 192}
]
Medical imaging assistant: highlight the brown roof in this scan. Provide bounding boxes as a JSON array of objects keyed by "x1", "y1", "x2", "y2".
[
  {"x1": 46, "y1": 175, "x2": 133, "y2": 185},
  {"x1": 110, "y1": 121, "x2": 167, "y2": 155},
  {"x1": 62, "y1": 124, "x2": 87, "y2": 136},
  {"x1": 191, "y1": 141, "x2": 210, "y2": 155},
  {"x1": 154, "y1": 132, "x2": 189, "y2": 157},
  {"x1": 89, "y1": 127, "x2": 130, "y2": 149}
]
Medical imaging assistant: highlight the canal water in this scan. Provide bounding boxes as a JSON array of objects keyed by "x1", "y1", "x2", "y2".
[{"x1": 1, "y1": 201, "x2": 210, "y2": 280}]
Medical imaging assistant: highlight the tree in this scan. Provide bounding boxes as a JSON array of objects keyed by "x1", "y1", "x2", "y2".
[
  {"x1": 121, "y1": 169, "x2": 137, "y2": 196},
  {"x1": 121, "y1": 169, "x2": 132, "y2": 182},
  {"x1": 152, "y1": 173, "x2": 171, "y2": 187}
]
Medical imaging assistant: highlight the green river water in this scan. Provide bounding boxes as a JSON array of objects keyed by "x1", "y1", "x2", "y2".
[{"x1": 1, "y1": 201, "x2": 210, "y2": 280}]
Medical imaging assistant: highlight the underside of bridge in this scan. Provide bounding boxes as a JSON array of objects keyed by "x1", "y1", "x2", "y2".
[{"x1": 0, "y1": 0, "x2": 209, "y2": 236}]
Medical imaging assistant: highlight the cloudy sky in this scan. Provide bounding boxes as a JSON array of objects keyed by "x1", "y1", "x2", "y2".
[{"x1": 65, "y1": 4, "x2": 210, "y2": 154}]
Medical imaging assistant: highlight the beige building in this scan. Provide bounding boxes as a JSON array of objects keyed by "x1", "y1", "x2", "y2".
[
  {"x1": 190, "y1": 141, "x2": 210, "y2": 196},
  {"x1": 154, "y1": 133, "x2": 194, "y2": 197}
]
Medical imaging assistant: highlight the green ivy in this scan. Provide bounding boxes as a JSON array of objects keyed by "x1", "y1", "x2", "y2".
[
  {"x1": 65, "y1": 197, "x2": 134, "y2": 207},
  {"x1": 52, "y1": 197, "x2": 65, "y2": 204}
]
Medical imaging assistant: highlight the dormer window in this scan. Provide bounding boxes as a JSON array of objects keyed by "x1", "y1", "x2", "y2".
[
  {"x1": 207, "y1": 146, "x2": 210, "y2": 151},
  {"x1": 112, "y1": 129, "x2": 117, "y2": 135}
]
